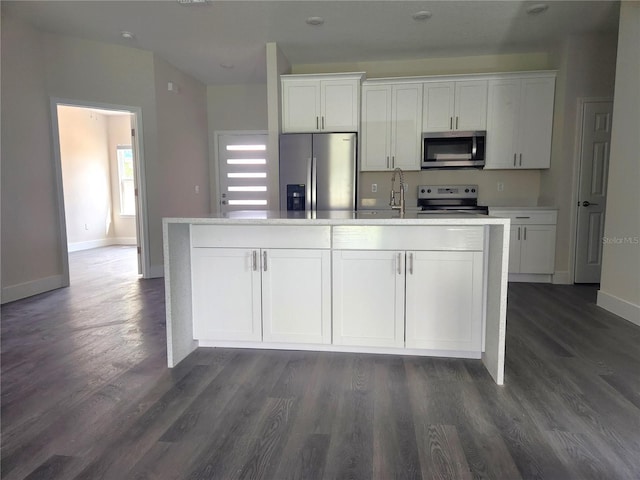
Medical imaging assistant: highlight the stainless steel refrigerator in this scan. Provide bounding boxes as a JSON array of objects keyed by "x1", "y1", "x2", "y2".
[{"x1": 279, "y1": 133, "x2": 357, "y2": 212}]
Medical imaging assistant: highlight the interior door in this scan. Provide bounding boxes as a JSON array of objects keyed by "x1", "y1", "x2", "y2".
[{"x1": 574, "y1": 101, "x2": 613, "y2": 283}]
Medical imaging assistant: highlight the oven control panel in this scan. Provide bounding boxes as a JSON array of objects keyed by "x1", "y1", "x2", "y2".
[{"x1": 418, "y1": 184, "x2": 478, "y2": 200}]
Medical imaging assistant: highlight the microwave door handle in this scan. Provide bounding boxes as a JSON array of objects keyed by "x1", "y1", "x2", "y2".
[{"x1": 472, "y1": 136, "x2": 477, "y2": 159}]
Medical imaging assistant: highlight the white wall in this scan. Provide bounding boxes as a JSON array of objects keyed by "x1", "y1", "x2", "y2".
[
  {"x1": 540, "y1": 33, "x2": 618, "y2": 279},
  {"x1": 1, "y1": 16, "x2": 65, "y2": 302},
  {"x1": 1, "y1": 13, "x2": 210, "y2": 301},
  {"x1": 58, "y1": 106, "x2": 114, "y2": 249},
  {"x1": 598, "y1": 2, "x2": 640, "y2": 325}
]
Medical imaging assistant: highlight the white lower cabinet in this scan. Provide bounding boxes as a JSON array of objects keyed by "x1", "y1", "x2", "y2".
[
  {"x1": 332, "y1": 250, "x2": 405, "y2": 348},
  {"x1": 489, "y1": 208, "x2": 557, "y2": 276},
  {"x1": 192, "y1": 248, "x2": 331, "y2": 344},
  {"x1": 332, "y1": 249, "x2": 483, "y2": 352},
  {"x1": 405, "y1": 251, "x2": 483, "y2": 351}
]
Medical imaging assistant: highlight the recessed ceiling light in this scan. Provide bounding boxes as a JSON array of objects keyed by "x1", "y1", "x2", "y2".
[
  {"x1": 120, "y1": 31, "x2": 135, "y2": 40},
  {"x1": 526, "y1": 3, "x2": 549, "y2": 15},
  {"x1": 306, "y1": 16, "x2": 325, "y2": 26},
  {"x1": 220, "y1": 63, "x2": 235, "y2": 69},
  {"x1": 412, "y1": 10, "x2": 432, "y2": 21}
]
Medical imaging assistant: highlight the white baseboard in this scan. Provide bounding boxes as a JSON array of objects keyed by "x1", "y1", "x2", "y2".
[
  {"x1": 1, "y1": 274, "x2": 67, "y2": 304},
  {"x1": 68, "y1": 238, "x2": 112, "y2": 252},
  {"x1": 68, "y1": 237, "x2": 138, "y2": 252},
  {"x1": 508, "y1": 273, "x2": 553, "y2": 283},
  {"x1": 148, "y1": 264, "x2": 164, "y2": 278},
  {"x1": 597, "y1": 290, "x2": 640, "y2": 326},
  {"x1": 553, "y1": 271, "x2": 571, "y2": 285}
]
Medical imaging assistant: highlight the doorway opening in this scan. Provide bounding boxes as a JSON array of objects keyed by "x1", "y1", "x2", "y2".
[{"x1": 51, "y1": 100, "x2": 149, "y2": 285}]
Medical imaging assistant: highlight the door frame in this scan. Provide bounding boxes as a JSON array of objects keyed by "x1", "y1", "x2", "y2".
[
  {"x1": 50, "y1": 97, "x2": 151, "y2": 284},
  {"x1": 569, "y1": 97, "x2": 613, "y2": 284}
]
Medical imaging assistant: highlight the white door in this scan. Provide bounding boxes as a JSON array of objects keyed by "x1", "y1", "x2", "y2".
[
  {"x1": 262, "y1": 249, "x2": 331, "y2": 344},
  {"x1": 321, "y1": 79, "x2": 359, "y2": 132},
  {"x1": 575, "y1": 101, "x2": 613, "y2": 283},
  {"x1": 520, "y1": 225, "x2": 557, "y2": 274},
  {"x1": 517, "y1": 77, "x2": 555, "y2": 168},
  {"x1": 217, "y1": 133, "x2": 269, "y2": 214},
  {"x1": 191, "y1": 248, "x2": 262, "y2": 342},
  {"x1": 282, "y1": 79, "x2": 321, "y2": 132},
  {"x1": 455, "y1": 80, "x2": 488, "y2": 131},
  {"x1": 391, "y1": 83, "x2": 423, "y2": 170},
  {"x1": 361, "y1": 85, "x2": 392, "y2": 170},
  {"x1": 332, "y1": 250, "x2": 405, "y2": 347},
  {"x1": 422, "y1": 82, "x2": 455, "y2": 131},
  {"x1": 405, "y1": 251, "x2": 483, "y2": 352},
  {"x1": 485, "y1": 79, "x2": 521, "y2": 169}
]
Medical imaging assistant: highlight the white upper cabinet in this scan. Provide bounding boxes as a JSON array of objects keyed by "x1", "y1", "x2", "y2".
[
  {"x1": 422, "y1": 80, "x2": 487, "y2": 132},
  {"x1": 485, "y1": 75, "x2": 556, "y2": 169},
  {"x1": 281, "y1": 74, "x2": 362, "y2": 133},
  {"x1": 361, "y1": 82, "x2": 423, "y2": 171}
]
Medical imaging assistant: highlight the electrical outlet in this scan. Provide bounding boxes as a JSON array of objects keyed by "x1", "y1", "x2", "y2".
[
  {"x1": 371, "y1": 183, "x2": 377, "y2": 193},
  {"x1": 497, "y1": 182, "x2": 504, "y2": 192}
]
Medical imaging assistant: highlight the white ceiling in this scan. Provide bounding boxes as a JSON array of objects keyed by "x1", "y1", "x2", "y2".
[{"x1": 3, "y1": 0, "x2": 620, "y2": 85}]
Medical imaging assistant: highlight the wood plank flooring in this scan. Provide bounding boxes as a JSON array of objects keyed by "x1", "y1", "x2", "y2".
[{"x1": 2, "y1": 246, "x2": 639, "y2": 479}]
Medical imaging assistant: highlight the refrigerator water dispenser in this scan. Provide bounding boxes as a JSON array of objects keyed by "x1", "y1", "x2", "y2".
[{"x1": 286, "y1": 184, "x2": 306, "y2": 211}]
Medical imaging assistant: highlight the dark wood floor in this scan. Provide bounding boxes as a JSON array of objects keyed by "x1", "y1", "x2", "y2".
[{"x1": 2, "y1": 246, "x2": 639, "y2": 480}]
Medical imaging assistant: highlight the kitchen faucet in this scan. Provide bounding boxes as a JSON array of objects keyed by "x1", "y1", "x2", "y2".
[{"x1": 389, "y1": 167, "x2": 406, "y2": 217}]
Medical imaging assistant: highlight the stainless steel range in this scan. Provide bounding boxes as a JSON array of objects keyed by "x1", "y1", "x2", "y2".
[{"x1": 417, "y1": 184, "x2": 488, "y2": 215}]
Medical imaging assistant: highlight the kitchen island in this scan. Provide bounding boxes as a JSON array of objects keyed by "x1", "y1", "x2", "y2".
[{"x1": 163, "y1": 210, "x2": 510, "y2": 384}]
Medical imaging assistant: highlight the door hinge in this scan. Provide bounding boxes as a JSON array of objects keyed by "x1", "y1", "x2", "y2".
[
  {"x1": 131, "y1": 128, "x2": 135, "y2": 137},
  {"x1": 134, "y1": 188, "x2": 138, "y2": 197},
  {"x1": 137, "y1": 247, "x2": 141, "y2": 254}
]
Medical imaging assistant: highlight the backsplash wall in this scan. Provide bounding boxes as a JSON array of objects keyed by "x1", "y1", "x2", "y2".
[{"x1": 359, "y1": 169, "x2": 541, "y2": 209}]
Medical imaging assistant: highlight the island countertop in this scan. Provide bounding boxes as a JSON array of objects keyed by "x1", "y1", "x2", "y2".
[
  {"x1": 162, "y1": 211, "x2": 510, "y2": 385},
  {"x1": 163, "y1": 209, "x2": 511, "y2": 226}
]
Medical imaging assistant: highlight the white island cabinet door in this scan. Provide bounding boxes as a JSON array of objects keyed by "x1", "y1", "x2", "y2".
[
  {"x1": 405, "y1": 251, "x2": 483, "y2": 352},
  {"x1": 191, "y1": 248, "x2": 262, "y2": 342},
  {"x1": 261, "y1": 249, "x2": 331, "y2": 344},
  {"x1": 332, "y1": 250, "x2": 405, "y2": 348}
]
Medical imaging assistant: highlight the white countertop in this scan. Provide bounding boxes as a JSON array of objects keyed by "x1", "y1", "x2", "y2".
[{"x1": 163, "y1": 210, "x2": 510, "y2": 226}]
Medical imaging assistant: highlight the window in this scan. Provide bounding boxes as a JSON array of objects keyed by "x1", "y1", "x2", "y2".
[
  {"x1": 218, "y1": 134, "x2": 269, "y2": 211},
  {"x1": 117, "y1": 146, "x2": 136, "y2": 216}
]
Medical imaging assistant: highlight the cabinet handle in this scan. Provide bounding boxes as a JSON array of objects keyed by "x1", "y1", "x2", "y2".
[
  {"x1": 263, "y1": 251, "x2": 268, "y2": 271},
  {"x1": 523, "y1": 227, "x2": 527, "y2": 241},
  {"x1": 386, "y1": 156, "x2": 390, "y2": 169},
  {"x1": 322, "y1": 116, "x2": 325, "y2": 130},
  {"x1": 450, "y1": 117, "x2": 453, "y2": 130},
  {"x1": 519, "y1": 153, "x2": 523, "y2": 166},
  {"x1": 456, "y1": 116, "x2": 459, "y2": 129},
  {"x1": 515, "y1": 216, "x2": 530, "y2": 219},
  {"x1": 316, "y1": 116, "x2": 319, "y2": 130},
  {"x1": 409, "y1": 253, "x2": 414, "y2": 275},
  {"x1": 392, "y1": 156, "x2": 395, "y2": 168},
  {"x1": 397, "y1": 253, "x2": 402, "y2": 275},
  {"x1": 513, "y1": 153, "x2": 517, "y2": 166},
  {"x1": 517, "y1": 226, "x2": 521, "y2": 241},
  {"x1": 252, "y1": 250, "x2": 257, "y2": 271}
]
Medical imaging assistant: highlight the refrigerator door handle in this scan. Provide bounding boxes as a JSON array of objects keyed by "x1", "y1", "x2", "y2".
[
  {"x1": 311, "y1": 157, "x2": 317, "y2": 212},
  {"x1": 306, "y1": 157, "x2": 312, "y2": 211}
]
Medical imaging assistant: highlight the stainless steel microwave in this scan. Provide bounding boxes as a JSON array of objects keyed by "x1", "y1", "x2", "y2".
[{"x1": 422, "y1": 131, "x2": 486, "y2": 169}]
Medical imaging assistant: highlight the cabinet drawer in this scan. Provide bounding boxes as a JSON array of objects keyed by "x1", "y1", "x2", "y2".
[
  {"x1": 191, "y1": 225, "x2": 331, "y2": 249},
  {"x1": 332, "y1": 226, "x2": 484, "y2": 251},
  {"x1": 489, "y1": 209, "x2": 557, "y2": 225}
]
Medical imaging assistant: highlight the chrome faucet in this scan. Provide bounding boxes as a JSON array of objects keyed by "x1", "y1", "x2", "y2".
[{"x1": 389, "y1": 167, "x2": 406, "y2": 217}]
